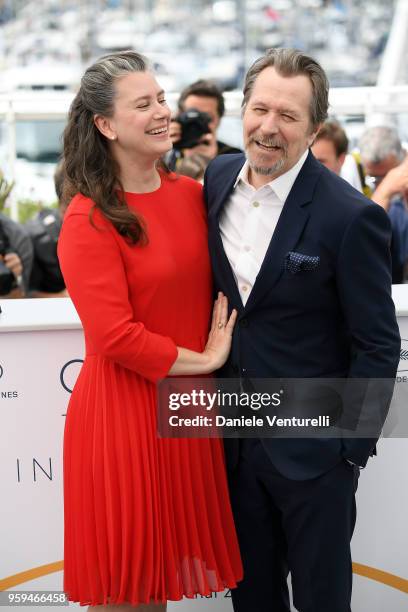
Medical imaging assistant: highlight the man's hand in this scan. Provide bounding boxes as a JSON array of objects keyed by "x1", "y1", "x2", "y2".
[
  {"x1": 372, "y1": 155, "x2": 408, "y2": 210},
  {"x1": 2, "y1": 252, "x2": 23, "y2": 279},
  {"x1": 169, "y1": 119, "x2": 182, "y2": 145},
  {"x1": 0, "y1": 252, "x2": 24, "y2": 298},
  {"x1": 183, "y1": 132, "x2": 218, "y2": 160}
]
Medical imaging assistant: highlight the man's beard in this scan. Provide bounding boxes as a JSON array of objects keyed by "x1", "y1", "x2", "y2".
[
  {"x1": 246, "y1": 135, "x2": 288, "y2": 177},
  {"x1": 249, "y1": 157, "x2": 285, "y2": 176}
]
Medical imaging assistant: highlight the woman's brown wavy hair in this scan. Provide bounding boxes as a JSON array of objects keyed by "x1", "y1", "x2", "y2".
[{"x1": 63, "y1": 50, "x2": 168, "y2": 244}]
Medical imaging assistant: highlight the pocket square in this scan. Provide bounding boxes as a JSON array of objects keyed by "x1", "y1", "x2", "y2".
[{"x1": 285, "y1": 251, "x2": 320, "y2": 274}]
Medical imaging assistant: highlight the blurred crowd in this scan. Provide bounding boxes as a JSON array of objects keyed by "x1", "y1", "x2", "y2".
[
  {"x1": 1, "y1": 78, "x2": 408, "y2": 300},
  {"x1": 0, "y1": 163, "x2": 67, "y2": 299}
]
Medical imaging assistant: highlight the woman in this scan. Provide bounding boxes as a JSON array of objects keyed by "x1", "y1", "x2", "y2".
[{"x1": 58, "y1": 51, "x2": 242, "y2": 610}]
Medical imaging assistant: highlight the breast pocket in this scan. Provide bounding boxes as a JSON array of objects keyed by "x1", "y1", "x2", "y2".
[
  {"x1": 278, "y1": 254, "x2": 327, "y2": 306},
  {"x1": 284, "y1": 251, "x2": 320, "y2": 275}
]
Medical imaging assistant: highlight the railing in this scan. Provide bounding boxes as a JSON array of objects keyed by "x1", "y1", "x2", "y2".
[
  {"x1": 1, "y1": 85, "x2": 408, "y2": 220},
  {"x1": 3, "y1": 85, "x2": 408, "y2": 120}
]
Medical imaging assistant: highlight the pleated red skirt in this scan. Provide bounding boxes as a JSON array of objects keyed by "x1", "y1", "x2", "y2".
[{"x1": 63, "y1": 357, "x2": 243, "y2": 606}]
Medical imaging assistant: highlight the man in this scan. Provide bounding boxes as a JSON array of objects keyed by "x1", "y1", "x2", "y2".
[
  {"x1": 26, "y1": 162, "x2": 67, "y2": 298},
  {"x1": 311, "y1": 119, "x2": 348, "y2": 175},
  {"x1": 312, "y1": 120, "x2": 368, "y2": 195},
  {"x1": 204, "y1": 48, "x2": 400, "y2": 612},
  {"x1": 359, "y1": 126, "x2": 408, "y2": 282},
  {"x1": 0, "y1": 171, "x2": 33, "y2": 298},
  {"x1": 168, "y1": 79, "x2": 241, "y2": 168},
  {"x1": 0, "y1": 212, "x2": 33, "y2": 298},
  {"x1": 359, "y1": 126, "x2": 408, "y2": 209}
]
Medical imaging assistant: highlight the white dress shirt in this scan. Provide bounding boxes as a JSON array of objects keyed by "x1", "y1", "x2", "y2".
[{"x1": 219, "y1": 150, "x2": 309, "y2": 305}]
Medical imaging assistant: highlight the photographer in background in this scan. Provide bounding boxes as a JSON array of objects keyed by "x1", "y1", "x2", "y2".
[
  {"x1": 311, "y1": 120, "x2": 348, "y2": 175},
  {"x1": 167, "y1": 79, "x2": 241, "y2": 171},
  {"x1": 311, "y1": 120, "x2": 367, "y2": 194},
  {"x1": 26, "y1": 162, "x2": 67, "y2": 298},
  {"x1": 0, "y1": 171, "x2": 33, "y2": 299}
]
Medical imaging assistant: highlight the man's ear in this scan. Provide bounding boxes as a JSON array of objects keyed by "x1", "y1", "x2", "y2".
[
  {"x1": 94, "y1": 115, "x2": 117, "y2": 141},
  {"x1": 308, "y1": 123, "x2": 322, "y2": 147}
]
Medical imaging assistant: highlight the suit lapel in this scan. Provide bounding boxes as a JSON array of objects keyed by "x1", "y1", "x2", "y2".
[
  {"x1": 208, "y1": 156, "x2": 244, "y2": 219},
  {"x1": 244, "y1": 151, "x2": 322, "y2": 314},
  {"x1": 208, "y1": 155, "x2": 245, "y2": 311},
  {"x1": 208, "y1": 156, "x2": 245, "y2": 311}
]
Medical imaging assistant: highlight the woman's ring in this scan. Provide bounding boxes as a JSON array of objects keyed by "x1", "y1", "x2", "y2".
[{"x1": 218, "y1": 322, "x2": 224, "y2": 329}]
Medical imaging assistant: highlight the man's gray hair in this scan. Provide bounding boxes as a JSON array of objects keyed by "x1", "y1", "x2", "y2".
[
  {"x1": 242, "y1": 48, "x2": 329, "y2": 130},
  {"x1": 359, "y1": 126, "x2": 404, "y2": 164}
]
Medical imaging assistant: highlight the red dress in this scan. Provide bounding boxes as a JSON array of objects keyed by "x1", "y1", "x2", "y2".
[{"x1": 58, "y1": 173, "x2": 242, "y2": 606}]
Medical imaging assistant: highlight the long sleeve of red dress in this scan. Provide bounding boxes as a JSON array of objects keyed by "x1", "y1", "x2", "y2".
[{"x1": 58, "y1": 203, "x2": 178, "y2": 383}]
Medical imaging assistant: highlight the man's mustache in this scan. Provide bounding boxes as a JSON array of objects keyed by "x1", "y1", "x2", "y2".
[{"x1": 249, "y1": 135, "x2": 288, "y2": 151}]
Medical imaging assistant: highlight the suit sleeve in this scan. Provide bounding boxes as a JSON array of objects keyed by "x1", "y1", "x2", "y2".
[
  {"x1": 336, "y1": 203, "x2": 401, "y2": 465},
  {"x1": 58, "y1": 212, "x2": 178, "y2": 383}
]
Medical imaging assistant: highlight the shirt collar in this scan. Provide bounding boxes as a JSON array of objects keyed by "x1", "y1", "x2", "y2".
[{"x1": 234, "y1": 149, "x2": 309, "y2": 204}]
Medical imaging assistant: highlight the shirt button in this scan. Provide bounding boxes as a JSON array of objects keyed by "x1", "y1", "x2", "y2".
[
  {"x1": 242, "y1": 285, "x2": 248, "y2": 292},
  {"x1": 244, "y1": 245, "x2": 251, "y2": 252},
  {"x1": 252, "y1": 201, "x2": 260, "y2": 208}
]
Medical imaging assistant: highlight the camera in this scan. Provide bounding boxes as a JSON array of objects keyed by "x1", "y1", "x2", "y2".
[
  {"x1": 173, "y1": 108, "x2": 212, "y2": 150},
  {"x1": 0, "y1": 220, "x2": 17, "y2": 295}
]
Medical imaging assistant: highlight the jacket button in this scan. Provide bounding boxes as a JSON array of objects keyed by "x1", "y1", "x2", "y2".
[{"x1": 239, "y1": 318, "x2": 249, "y2": 328}]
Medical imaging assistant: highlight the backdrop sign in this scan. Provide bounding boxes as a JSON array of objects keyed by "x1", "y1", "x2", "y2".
[{"x1": 0, "y1": 302, "x2": 407, "y2": 612}]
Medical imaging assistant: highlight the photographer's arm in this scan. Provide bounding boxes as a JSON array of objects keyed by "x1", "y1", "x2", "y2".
[{"x1": 169, "y1": 119, "x2": 182, "y2": 145}]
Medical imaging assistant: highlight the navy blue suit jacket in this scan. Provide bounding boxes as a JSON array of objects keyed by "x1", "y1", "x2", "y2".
[{"x1": 204, "y1": 151, "x2": 401, "y2": 480}]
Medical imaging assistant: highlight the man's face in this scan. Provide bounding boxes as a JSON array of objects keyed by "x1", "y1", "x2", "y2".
[
  {"x1": 362, "y1": 154, "x2": 400, "y2": 189},
  {"x1": 243, "y1": 66, "x2": 320, "y2": 186},
  {"x1": 182, "y1": 95, "x2": 220, "y2": 133},
  {"x1": 311, "y1": 138, "x2": 345, "y2": 175}
]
